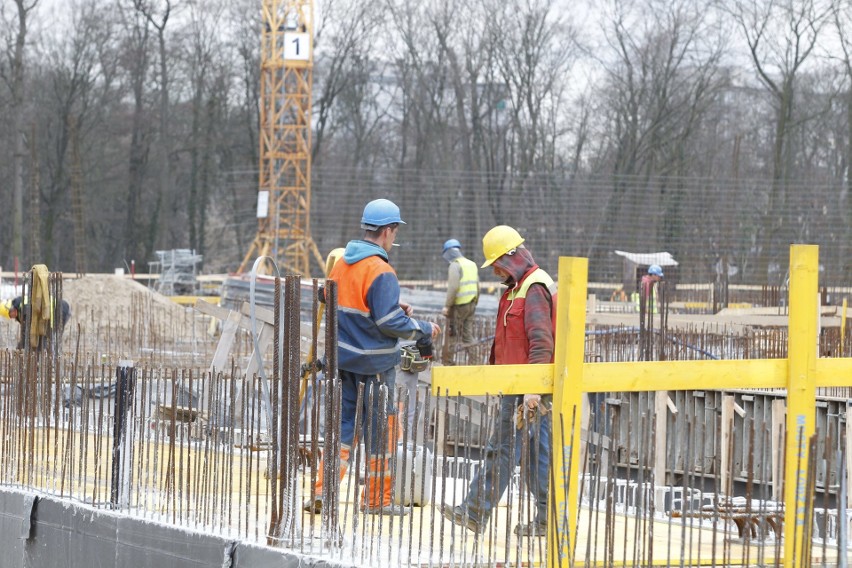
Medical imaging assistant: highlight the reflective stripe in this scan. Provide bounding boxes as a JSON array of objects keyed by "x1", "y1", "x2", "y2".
[
  {"x1": 338, "y1": 341, "x2": 400, "y2": 356},
  {"x1": 400, "y1": 330, "x2": 419, "y2": 341},
  {"x1": 508, "y1": 268, "x2": 555, "y2": 300},
  {"x1": 375, "y1": 307, "x2": 405, "y2": 327},
  {"x1": 339, "y1": 305, "x2": 370, "y2": 317},
  {"x1": 453, "y1": 257, "x2": 479, "y2": 305}
]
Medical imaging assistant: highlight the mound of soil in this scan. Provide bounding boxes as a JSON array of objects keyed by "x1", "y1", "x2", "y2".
[{"x1": 62, "y1": 274, "x2": 190, "y2": 330}]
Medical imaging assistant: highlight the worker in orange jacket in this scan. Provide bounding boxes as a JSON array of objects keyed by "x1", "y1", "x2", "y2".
[{"x1": 305, "y1": 199, "x2": 440, "y2": 516}]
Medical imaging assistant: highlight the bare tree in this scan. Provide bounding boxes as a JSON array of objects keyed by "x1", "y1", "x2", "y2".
[
  {"x1": 182, "y1": 0, "x2": 228, "y2": 259},
  {"x1": 117, "y1": 2, "x2": 152, "y2": 264},
  {"x1": 33, "y1": 1, "x2": 121, "y2": 268},
  {"x1": 726, "y1": 0, "x2": 833, "y2": 280},
  {"x1": 0, "y1": 0, "x2": 39, "y2": 267},
  {"x1": 830, "y1": 1, "x2": 852, "y2": 279},
  {"x1": 311, "y1": 0, "x2": 384, "y2": 166},
  {"x1": 429, "y1": 0, "x2": 508, "y2": 248},
  {"x1": 490, "y1": 0, "x2": 574, "y2": 176},
  {"x1": 131, "y1": 0, "x2": 174, "y2": 262},
  {"x1": 584, "y1": 0, "x2": 725, "y2": 259}
]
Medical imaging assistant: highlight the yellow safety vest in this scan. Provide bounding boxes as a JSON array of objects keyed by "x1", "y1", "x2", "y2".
[
  {"x1": 453, "y1": 257, "x2": 479, "y2": 305},
  {"x1": 632, "y1": 287, "x2": 658, "y2": 314}
]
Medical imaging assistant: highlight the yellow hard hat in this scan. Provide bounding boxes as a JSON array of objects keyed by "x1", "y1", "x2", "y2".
[
  {"x1": 481, "y1": 225, "x2": 525, "y2": 268},
  {"x1": 325, "y1": 247, "x2": 346, "y2": 276},
  {"x1": 0, "y1": 299, "x2": 12, "y2": 319}
]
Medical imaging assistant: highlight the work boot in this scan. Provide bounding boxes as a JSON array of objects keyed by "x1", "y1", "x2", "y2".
[
  {"x1": 440, "y1": 503, "x2": 485, "y2": 534},
  {"x1": 311, "y1": 445, "x2": 351, "y2": 509},
  {"x1": 364, "y1": 457, "x2": 395, "y2": 508},
  {"x1": 514, "y1": 520, "x2": 548, "y2": 537},
  {"x1": 303, "y1": 496, "x2": 323, "y2": 514},
  {"x1": 360, "y1": 503, "x2": 409, "y2": 515}
]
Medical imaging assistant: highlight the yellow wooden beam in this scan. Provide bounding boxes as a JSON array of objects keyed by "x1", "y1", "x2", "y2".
[
  {"x1": 431, "y1": 363, "x2": 554, "y2": 396},
  {"x1": 550, "y1": 256, "x2": 588, "y2": 566},
  {"x1": 813, "y1": 358, "x2": 852, "y2": 387},
  {"x1": 582, "y1": 359, "x2": 787, "y2": 392},
  {"x1": 433, "y1": 358, "x2": 792, "y2": 397},
  {"x1": 784, "y1": 244, "x2": 818, "y2": 568}
]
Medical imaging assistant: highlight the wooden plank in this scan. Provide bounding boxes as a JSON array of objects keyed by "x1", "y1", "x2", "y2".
[
  {"x1": 721, "y1": 395, "x2": 734, "y2": 496},
  {"x1": 210, "y1": 310, "x2": 242, "y2": 374},
  {"x1": 583, "y1": 359, "x2": 787, "y2": 392},
  {"x1": 654, "y1": 391, "x2": 668, "y2": 494},
  {"x1": 195, "y1": 299, "x2": 316, "y2": 346},
  {"x1": 244, "y1": 323, "x2": 274, "y2": 382},
  {"x1": 771, "y1": 399, "x2": 785, "y2": 503},
  {"x1": 233, "y1": 323, "x2": 275, "y2": 424},
  {"x1": 194, "y1": 298, "x2": 232, "y2": 321},
  {"x1": 847, "y1": 405, "x2": 852, "y2": 508}
]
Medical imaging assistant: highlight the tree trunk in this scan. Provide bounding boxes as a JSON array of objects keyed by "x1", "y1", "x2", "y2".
[{"x1": 11, "y1": 1, "x2": 32, "y2": 266}]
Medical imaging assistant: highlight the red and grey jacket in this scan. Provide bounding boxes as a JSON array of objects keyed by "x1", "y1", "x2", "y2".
[
  {"x1": 489, "y1": 249, "x2": 557, "y2": 366},
  {"x1": 329, "y1": 239, "x2": 434, "y2": 375}
]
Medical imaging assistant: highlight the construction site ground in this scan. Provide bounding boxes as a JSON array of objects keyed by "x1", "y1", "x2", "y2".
[
  {"x1": 6, "y1": 424, "x2": 834, "y2": 567},
  {"x1": 0, "y1": 274, "x2": 847, "y2": 566}
]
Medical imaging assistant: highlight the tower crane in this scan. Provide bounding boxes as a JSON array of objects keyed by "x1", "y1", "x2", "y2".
[{"x1": 238, "y1": 0, "x2": 324, "y2": 276}]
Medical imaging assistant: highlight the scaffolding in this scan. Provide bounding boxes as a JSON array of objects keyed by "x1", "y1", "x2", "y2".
[{"x1": 149, "y1": 249, "x2": 202, "y2": 296}]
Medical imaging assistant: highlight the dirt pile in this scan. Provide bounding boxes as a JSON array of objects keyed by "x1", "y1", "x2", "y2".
[{"x1": 62, "y1": 275, "x2": 190, "y2": 330}]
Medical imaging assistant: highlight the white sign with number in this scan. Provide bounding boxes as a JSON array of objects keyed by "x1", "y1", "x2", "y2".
[
  {"x1": 257, "y1": 190, "x2": 269, "y2": 219},
  {"x1": 283, "y1": 32, "x2": 310, "y2": 61}
]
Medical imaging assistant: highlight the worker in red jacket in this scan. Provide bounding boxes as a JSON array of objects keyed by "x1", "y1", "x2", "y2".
[{"x1": 441, "y1": 225, "x2": 555, "y2": 537}]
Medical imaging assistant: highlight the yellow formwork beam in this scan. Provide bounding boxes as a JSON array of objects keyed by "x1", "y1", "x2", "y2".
[
  {"x1": 784, "y1": 244, "x2": 818, "y2": 566},
  {"x1": 432, "y1": 245, "x2": 846, "y2": 568},
  {"x1": 549, "y1": 256, "x2": 587, "y2": 566}
]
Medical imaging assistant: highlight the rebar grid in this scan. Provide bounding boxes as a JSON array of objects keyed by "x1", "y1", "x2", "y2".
[{"x1": 0, "y1": 272, "x2": 850, "y2": 566}]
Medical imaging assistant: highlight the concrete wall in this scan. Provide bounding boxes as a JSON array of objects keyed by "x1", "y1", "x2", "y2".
[{"x1": 0, "y1": 487, "x2": 350, "y2": 568}]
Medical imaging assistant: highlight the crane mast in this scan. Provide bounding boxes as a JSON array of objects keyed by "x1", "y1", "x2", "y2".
[{"x1": 239, "y1": 0, "x2": 323, "y2": 276}]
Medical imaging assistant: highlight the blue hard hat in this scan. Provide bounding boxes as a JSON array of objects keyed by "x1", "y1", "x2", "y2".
[
  {"x1": 442, "y1": 238, "x2": 461, "y2": 253},
  {"x1": 361, "y1": 199, "x2": 406, "y2": 229},
  {"x1": 648, "y1": 264, "x2": 664, "y2": 277}
]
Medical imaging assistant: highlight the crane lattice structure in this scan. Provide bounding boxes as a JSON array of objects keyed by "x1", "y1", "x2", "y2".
[{"x1": 239, "y1": 0, "x2": 324, "y2": 276}]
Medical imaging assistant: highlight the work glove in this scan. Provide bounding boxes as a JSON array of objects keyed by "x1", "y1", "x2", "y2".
[
  {"x1": 415, "y1": 336, "x2": 433, "y2": 359},
  {"x1": 515, "y1": 395, "x2": 550, "y2": 430},
  {"x1": 300, "y1": 359, "x2": 324, "y2": 378},
  {"x1": 441, "y1": 306, "x2": 450, "y2": 317},
  {"x1": 523, "y1": 394, "x2": 542, "y2": 409}
]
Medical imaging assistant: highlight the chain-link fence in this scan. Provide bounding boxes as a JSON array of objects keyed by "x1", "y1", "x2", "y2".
[{"x1": 221, "y1": 167, "x2": 852, "y2": 292}]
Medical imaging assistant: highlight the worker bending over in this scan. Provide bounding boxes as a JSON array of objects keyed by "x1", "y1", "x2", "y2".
[{"x1": 1, "y1": 296, "x2": 71, "y2": 350}]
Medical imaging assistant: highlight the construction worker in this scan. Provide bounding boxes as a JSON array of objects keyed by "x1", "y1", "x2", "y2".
[
  {"x1": 636, "y1": 264, "x2": 664, "y2": 314},
  {"x1": 441, "y1": 238, "x2": 479, "y2": 364},
  {"x1": 0, "y1": 296, "x2": 71, "y2": 350},
  {"x1": 305, "y1": 198, "x2": 440, "y2": 515},
  {"x1": 610, "y1": 286, "x2": 628, "y2": 302},
  {"x1": 637, "y1": 264, "x2": 664, "y2": 361},
  {"x1": 441, "y1": 225, "x2": 556, "y2": 537}
]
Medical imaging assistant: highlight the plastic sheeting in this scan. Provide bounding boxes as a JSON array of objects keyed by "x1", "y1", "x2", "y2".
[{"x1": 613, "y1": 250, "x2": 679, "y2": 267}]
